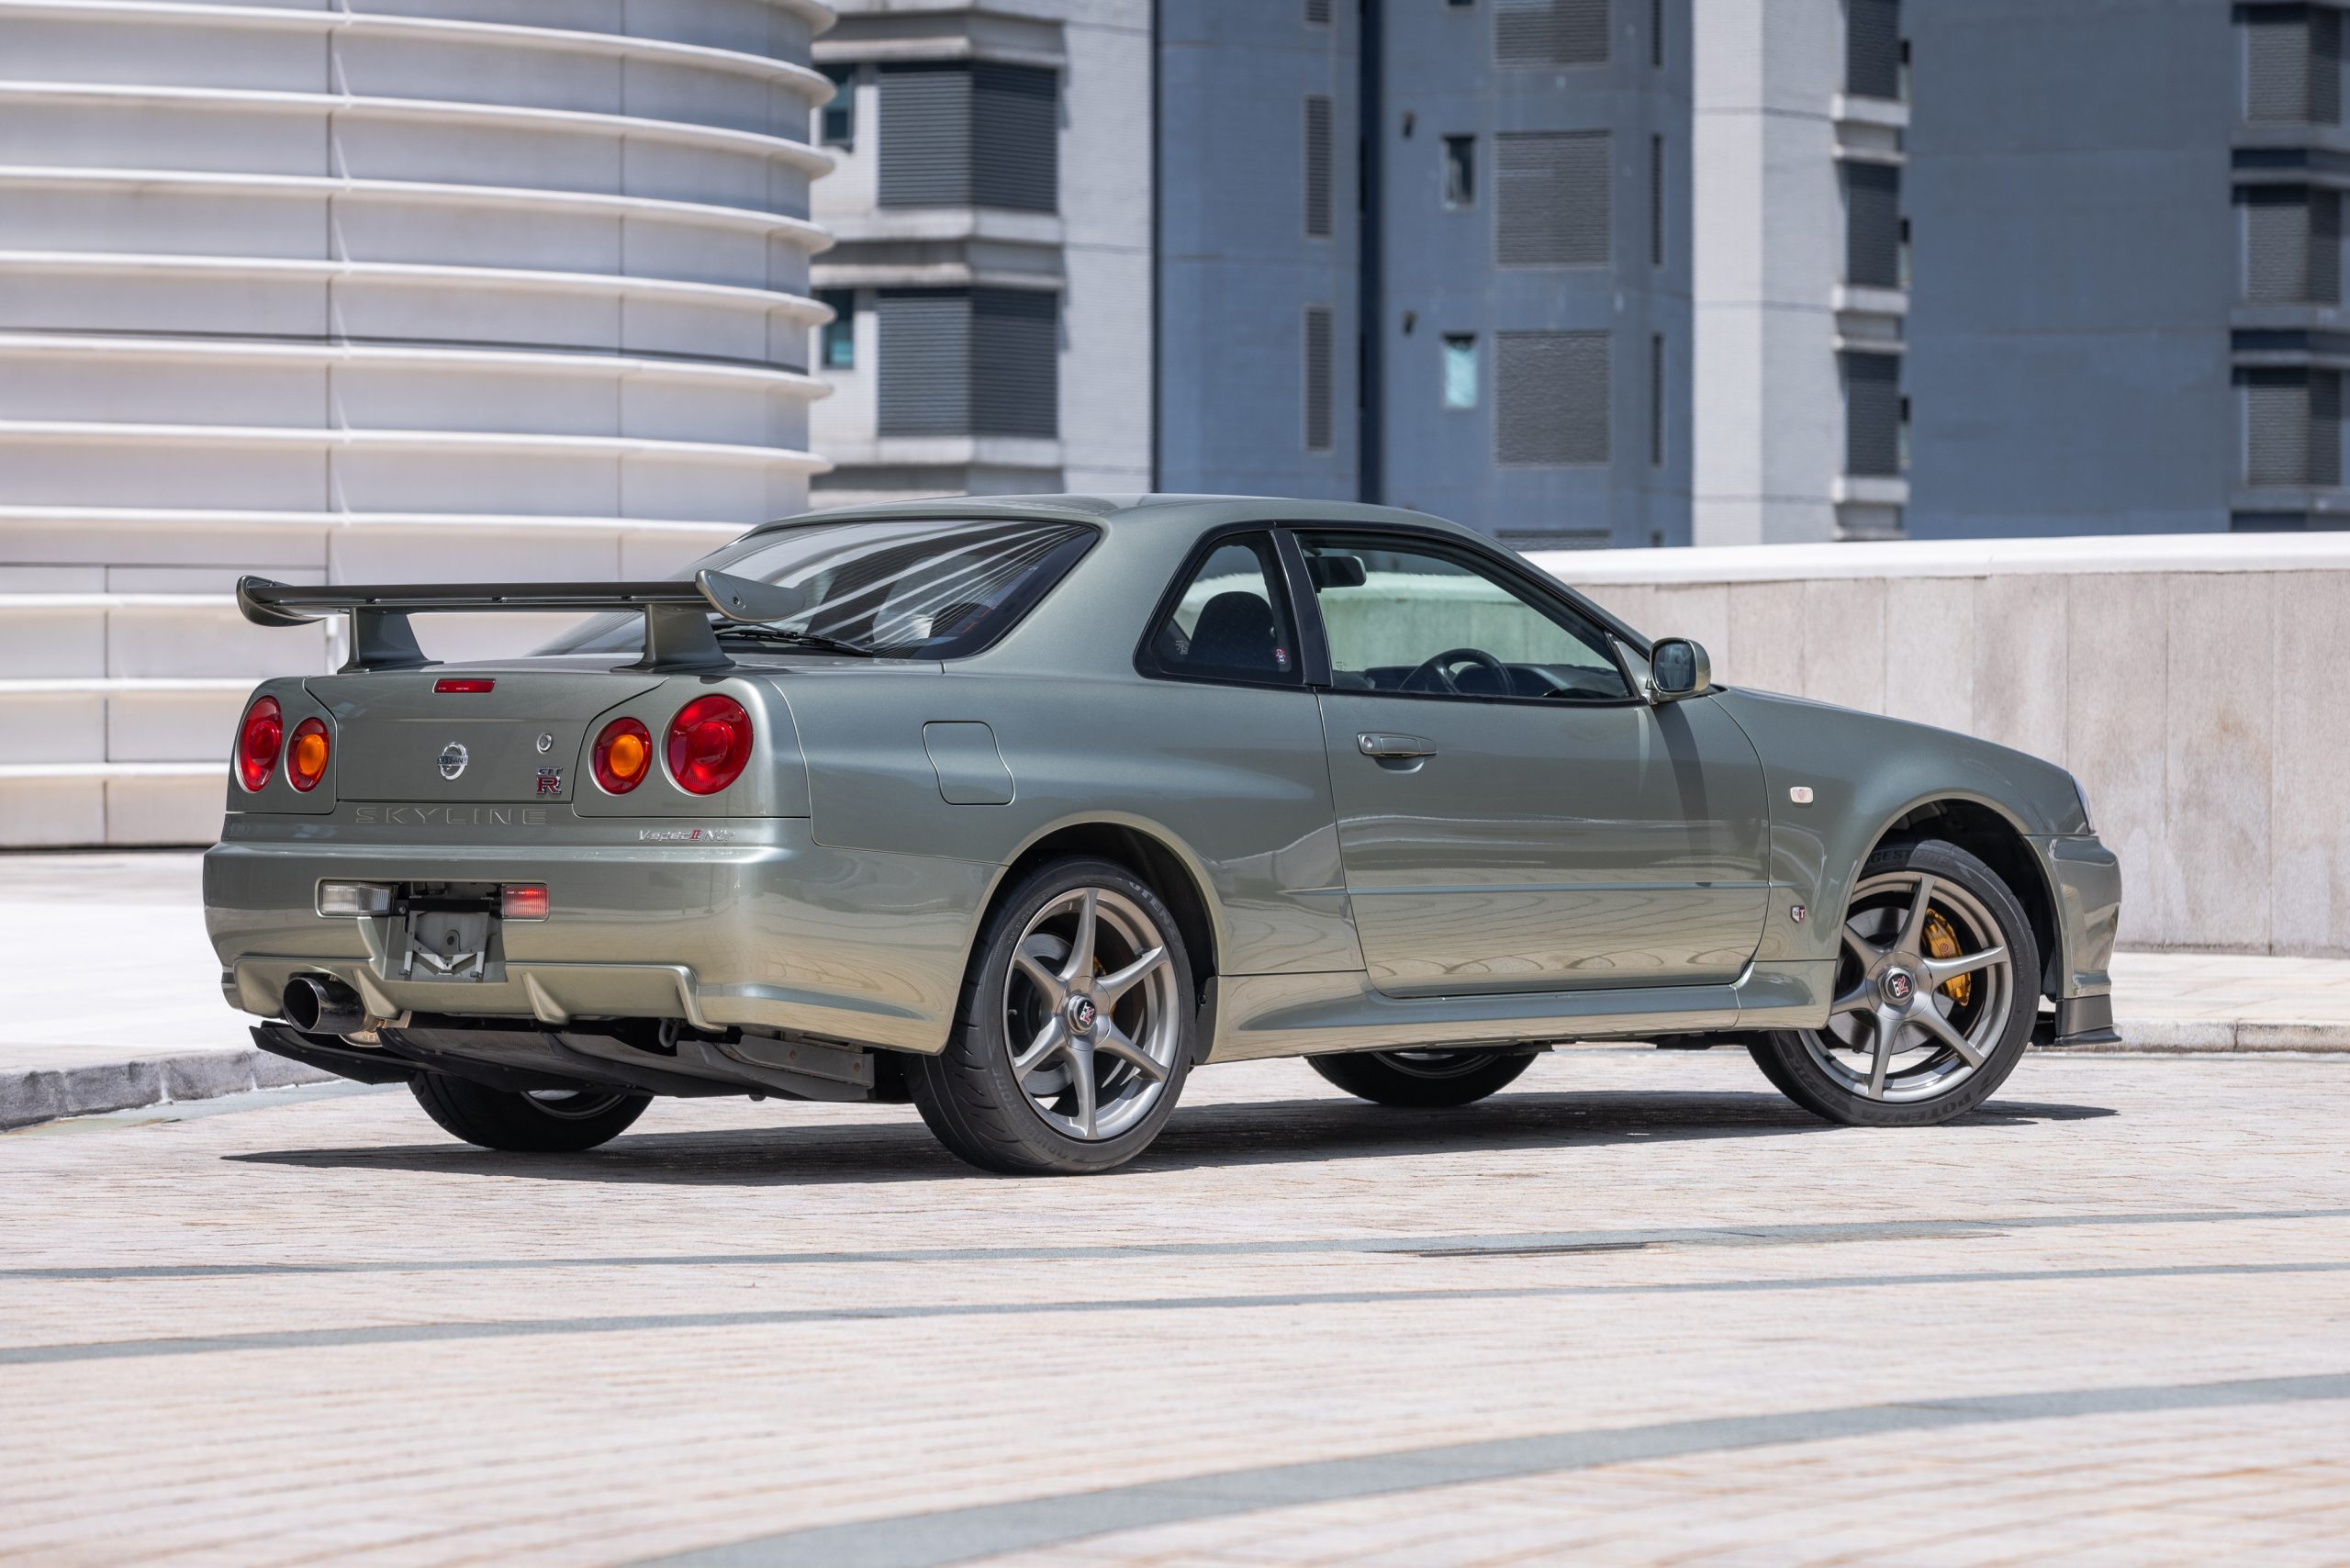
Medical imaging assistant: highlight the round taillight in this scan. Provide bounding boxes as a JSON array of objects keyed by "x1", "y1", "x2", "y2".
[
  {"x1": 665, "y1": 695, "x2": 753, "y2": 795},
  {"x1": 236, "y1": 696, "x2": 282, "y2": 792},
  {"x1": 286, "y1": 717, "x2": 330, "y2": 792},
  {"x1": 592, "y1": 717, "x2": 654, "y2": 795}
]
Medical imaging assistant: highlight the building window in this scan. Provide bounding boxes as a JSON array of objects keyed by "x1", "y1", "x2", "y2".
[
  {"x1": 1497, "y1": 330, "x2": 1608, "y2": 466},
  {"x1": 1649, "y1": 134, "x2": 1664, "y2": 265},
  {"x1": 818, "y1": 289, "x2": 856, "y2": 369},
  {"x1": 2245, "y1": 4, "x2": 2344, "y2": 125},
  {"x1": 876, "y1": 287, "x2": 1058, "y2": 439},
  {"x1": 1496, "y1": 0, "x2": 1609, "y2": 68},
  {"x1": 2242, "y1": 366, "x2": 2344, "y2": 487},
  {"x1": 1496, "y1": 130, "x2": 1610, "y2": 267},
  {"x1": 1843, "y1": 161, "x2": 1902, "y2": 288},
  {"x1": 1442, "y1": 135, "x2": 1476, "y2": 208},
  {"x1": 1441, "y1": 334, "x2": 1478, "y2": 409},
  {"x1": 2243, "y1": 185, "x2": 2344, "y2": 305},
  {"x1": 1649, "y1": 331, "x2": 1664, "y2": 466},
  {"x1": 1304, "y1": 306, "x2": 1336, "y2": 451},
  {"x1": 818, "y1": 64, "x2": 855, "y2": 147},
  {"x1": 1842, "y1": 351, "x2": 1902, "y2": 477},
  {"x1": 1846, "y1": 0, "x2": 1901, "y2": 100},
  {"x1": 1304, "y1": 95, "x2": 1335, "y2": 238},
  {"x1": 878, "y1": 62, "x2": 1058, "y2": 212}
]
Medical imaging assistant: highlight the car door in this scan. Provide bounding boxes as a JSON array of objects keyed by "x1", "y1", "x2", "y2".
[{"x1": 1294, "y1": 528, "x2": 1772, "y2": 997}]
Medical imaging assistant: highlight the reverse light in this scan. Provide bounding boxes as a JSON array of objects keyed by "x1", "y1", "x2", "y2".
[
  {"x1": 666, "y1": 695, "x2": 753, "y2": 795},
  {"x1": 286, "y1": 716, "x2": 330, "y2": 792},
  {"x1": 433, "y1": 677, "x2": 497, "y2": 694},
  {"x1": 592, "y1": 717, "x2": 654, "y2": 794},
  {"x1": 316, "y1": 881, "x2": 394, "y2": 917},
  {"x1": 235, "y1": 696, "x2": 283, "y2": 792},
  {"x1": 501, "y1": 884, "x2": 550, "y2": 921}
]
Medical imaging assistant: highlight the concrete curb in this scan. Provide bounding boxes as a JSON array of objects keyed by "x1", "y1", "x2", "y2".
[
  {"x1": 0, "y1": 1048, "x2": 336, "y2": 1131},
  {"x1": 2103, "y1": 1022, "x2": 2350, "y2": 1053}
]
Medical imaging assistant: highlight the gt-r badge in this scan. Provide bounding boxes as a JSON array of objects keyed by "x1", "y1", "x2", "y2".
[
  {"x1": 536, "y1": 767, "x2": 563, "y2": 797},
  {"x1": 437, "y1": 742, "x2": 469, "y2": 780}
]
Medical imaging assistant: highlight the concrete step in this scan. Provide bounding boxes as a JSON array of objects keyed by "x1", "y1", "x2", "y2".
[
  {"x1": 0, "y1": 762, "x2": 224, "y2": 846},
  {"x1": 0, "y1": 678, "x2": 252, "y2": 766}
]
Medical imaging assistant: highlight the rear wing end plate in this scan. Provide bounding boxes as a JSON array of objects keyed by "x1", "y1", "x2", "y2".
[{"x1": 234, "y1": 570, "x2": 801, "y2": 673}]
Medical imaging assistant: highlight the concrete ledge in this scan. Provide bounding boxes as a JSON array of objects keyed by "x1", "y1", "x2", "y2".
[
  {"x1": 0, "y1": 1047, "x2": 335, "y2": 1131},
  {"x1": 2103, "y1": 1021, "x2": 2350, "y2": 1053}
]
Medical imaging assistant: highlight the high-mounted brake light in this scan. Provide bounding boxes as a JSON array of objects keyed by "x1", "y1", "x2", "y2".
[
  {"x1": 666, "y1": 695, "x2": 753, "y2": 795},
  {"x1": 286, "y1": 716, "x2": 330, "y2": 792},
  {"x1": 235, "y1": 696, "x2": 282, "y2": 792},
  {"x1": 592, "y1": 717, "x2": 653, "y2": 794},
  {"x1": 433, "y1": 678, "x2": 496, "y2": 693}
]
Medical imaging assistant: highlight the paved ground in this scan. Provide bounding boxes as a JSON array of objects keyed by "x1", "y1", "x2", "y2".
[{"x1": 3, "y1": 1047, "x2": 2345, "y2": 1564}]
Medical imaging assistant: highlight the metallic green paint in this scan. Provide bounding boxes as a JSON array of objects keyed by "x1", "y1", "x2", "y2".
[{"x1": 203, "y1": 494, "x2": 2118, "y2": 1092}]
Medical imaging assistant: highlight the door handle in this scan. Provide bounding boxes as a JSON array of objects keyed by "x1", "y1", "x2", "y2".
[{"x1": 1358, "y1": 732, "x2": 1438, "y2": 760}]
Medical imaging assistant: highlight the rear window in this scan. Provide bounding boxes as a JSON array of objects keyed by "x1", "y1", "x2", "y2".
[{"x1": 538, "y1": 518, "x2": 1096, "y2": 660}]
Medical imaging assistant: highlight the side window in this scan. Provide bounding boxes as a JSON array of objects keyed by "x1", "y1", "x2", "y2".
[
  {"x1": 1295, "y1": 532, "x2": 1630, "y2": 702},
  {"x1": 1140, "y1": 532, "x2": 1303, "y2": 688}
]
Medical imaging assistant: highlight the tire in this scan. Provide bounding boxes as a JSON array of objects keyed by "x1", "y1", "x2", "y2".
[
  {"x1": 408, "y1": 1075, "x2": 650, "y2": 1153},
  {"x1": 1748, "y1": 837, "x2": 2042, "y2": 1128},
  {"x1": 1309, "y1": 1048, "x2": 1536, "y2": 1108},
  {"x1": 909, "y1": 857, "x2": 1195, "y2": 1175}
]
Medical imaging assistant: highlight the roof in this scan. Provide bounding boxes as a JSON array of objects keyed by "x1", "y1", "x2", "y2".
[{"x1": 745, "y1": 493, "x2": 1480, "y2": 537}]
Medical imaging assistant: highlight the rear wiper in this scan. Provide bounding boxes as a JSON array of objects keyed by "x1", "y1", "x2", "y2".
[{"x1": 716, "y1": 624, "x2": 878, "y2": 657}]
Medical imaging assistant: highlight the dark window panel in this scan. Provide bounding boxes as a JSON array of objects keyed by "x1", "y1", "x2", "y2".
[
  {"x1": 973, "y1": 63, "x2": 1058, "y2": 213},
  {"x1": 1844, "y1": 160, "x2": 1902, "y2": 288},
  {"x1": 971, "y1": 287, "x2": 1058, "y2": 437},
  {"x1": 1304, "y1": 306, "x2": 1335, "y2": 452},
  {"x1": 1843, "y1": 351, "x2": 1902, "y2": 476},
  {"x1": 1847, "y1": 0, "x2": 1901, "y2": 99}
]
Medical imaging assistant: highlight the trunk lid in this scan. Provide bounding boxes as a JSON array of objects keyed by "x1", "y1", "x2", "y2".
[{"x1": 309, "y1": 667, "x2": 666, "y2": 802}]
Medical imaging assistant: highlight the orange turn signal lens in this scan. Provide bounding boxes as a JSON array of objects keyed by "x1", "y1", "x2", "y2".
[
  {"x1": 592, "y1": 717, "x2": 653, "y2": 794},
  {"x1": 286, "y1": 717, "x2": 330, "y2": 792}
]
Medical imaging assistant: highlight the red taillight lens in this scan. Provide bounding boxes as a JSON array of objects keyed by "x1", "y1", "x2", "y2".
[
  {"x1": 285, "y1": 717, "x2": 330, "y2": 793},
  {"x1": 591, "y1": 717, "x2": 654, "y2": 794},
  {"x1": 500, "y1": 884, "x2": 550, "y2": 921},
  {"x1": 433, "y1": 678, "x2": 496, "y2": 694},
  {"x1": 666, "y1": 695, "x2": 753, "y2": 795},
  {"x1": 235, "y1": 696, "x2": 282, "y2": 792}
]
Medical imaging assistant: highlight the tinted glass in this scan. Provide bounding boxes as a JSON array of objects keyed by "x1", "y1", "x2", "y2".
[
  {"x1": 1141, "y1": 532, "x2": 1302, "y2": 687},
  {"x1": 1296, "y1": 532, "x2": 1629, "y2": 701},
  {"x1": 539, "y1": 518, "x2": 1093, "y2": 661}
]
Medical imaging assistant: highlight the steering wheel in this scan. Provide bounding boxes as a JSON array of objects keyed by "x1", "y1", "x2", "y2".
[{"x1": 1403, "y1": 646, "x2": 1508, "y2": 695}]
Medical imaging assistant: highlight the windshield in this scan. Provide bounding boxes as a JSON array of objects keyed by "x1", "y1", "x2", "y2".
[{"x1": 537, "y1": 517, "x2": 1097, "y2": 660}]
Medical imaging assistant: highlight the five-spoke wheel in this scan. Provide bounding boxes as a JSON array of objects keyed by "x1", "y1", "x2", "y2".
[{"x1": 1750, "y1": 838, "x2": 2040, "y2": 1127}]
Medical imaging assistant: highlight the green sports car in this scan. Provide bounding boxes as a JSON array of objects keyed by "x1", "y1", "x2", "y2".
[{"x1": 205, "y1": 495, "x2": 2121, "y2": 1173}]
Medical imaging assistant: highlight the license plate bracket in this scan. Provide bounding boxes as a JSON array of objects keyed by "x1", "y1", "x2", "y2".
[{"x1": 398, "y1": 903, "x2": 502, "y2": 982}]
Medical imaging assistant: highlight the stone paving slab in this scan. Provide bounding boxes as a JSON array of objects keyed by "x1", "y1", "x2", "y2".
[{"x1": 1, "y1": 1049, "x2": 2347, "y2": 1563}]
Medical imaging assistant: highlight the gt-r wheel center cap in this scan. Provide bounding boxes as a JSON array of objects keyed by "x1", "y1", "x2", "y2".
[
  {"x1": 1883, "y1": 969, "x2": 1917, "y2": 1005},
  {"x1": 1065, "y1": 994, "x2": 1099, "y2": 1035}
]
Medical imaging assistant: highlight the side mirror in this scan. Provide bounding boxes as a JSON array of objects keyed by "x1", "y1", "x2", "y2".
[{"x1": 1648, "y1": 637, "x2": 1711, "y2": 701}]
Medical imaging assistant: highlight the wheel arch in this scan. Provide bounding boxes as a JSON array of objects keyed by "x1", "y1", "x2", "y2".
[
  {"x1": 972, "y1": 817, "x2": 1222, "y2": 1008},
  {"x1": 1868, "y1": 794, "x2": 2063, "y2": 1001}
]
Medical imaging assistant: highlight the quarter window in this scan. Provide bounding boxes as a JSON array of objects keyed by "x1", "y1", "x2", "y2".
[
  {"x1": 1141, "y1": 533, "x2": 1302, "y2": 688},
  {"x1": 819, "y1": 64, "x2": 855, "y2": 147},
  {"x1": 1296, "y1": 532, "x2": 1629, "y2": 702}
]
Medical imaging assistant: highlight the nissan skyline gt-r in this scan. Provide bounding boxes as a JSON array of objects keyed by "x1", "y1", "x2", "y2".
[{"x1": 204, "y1": 496, "x2": 2121, "y2": 1174}]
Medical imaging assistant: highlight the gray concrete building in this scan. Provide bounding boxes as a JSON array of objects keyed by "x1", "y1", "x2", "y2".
[
  {"x1": 1159, "y1": 0, "x2": 1693, "y2": 549},
  {"x1": 0, "y1": 0, "x2": 835, "y2": 847},
  {"x1": 807, "y1": 0, "x2": 1154, "y2": 504}
]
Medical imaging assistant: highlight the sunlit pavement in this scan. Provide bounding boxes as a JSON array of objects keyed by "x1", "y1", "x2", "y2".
[{"x1": 3, "y1": 1047, "x2": 2346, "y2": 1565}]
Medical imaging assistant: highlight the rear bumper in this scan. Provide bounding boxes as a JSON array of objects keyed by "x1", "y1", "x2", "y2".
[{"x1": 205, "y1": 810, "x2": 994, "y2": 1053}]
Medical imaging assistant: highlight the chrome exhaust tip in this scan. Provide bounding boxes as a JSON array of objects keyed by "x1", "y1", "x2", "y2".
[{"x1": 284, "y1": 975, "x2": 366, "y2": 1037}]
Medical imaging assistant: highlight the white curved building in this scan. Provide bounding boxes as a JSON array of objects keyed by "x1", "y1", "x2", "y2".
[{"x1": 0, "y1": 0, "x2": 835, "y2": 845}]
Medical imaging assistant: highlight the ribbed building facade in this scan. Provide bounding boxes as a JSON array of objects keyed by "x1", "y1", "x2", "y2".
[{"x1": 0, "y1": 0, "x2": 836, "y2": 846}]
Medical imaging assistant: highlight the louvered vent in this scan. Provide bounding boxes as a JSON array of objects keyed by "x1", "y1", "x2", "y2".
[
  {"x1": 1496, "y1": 331, "x2": 1609, "y2": 466},
  {"x1": 2244, "y1": 367, "x2": 2318, "y2": 485},
  {"x1": 1846, "y1": 0, "x2": 1901, "y2": 99},
  {"x1": 878, "y1": 289, "x2": 973, "y2": 435},
  {"x1": 1495, "y1": 0, "x2": 1609, "y2": 67},
  {"x1": 1497, "y1": 131, "x2": 1610, "y2": 266},
  {"x1": 1649, "y1": 133, "x2": 1665, "y2": 264},
  {"x1": 877, "y1": 288, "x2": 1059, "y2": 438},
  {"x1": 2318, "y1": 7, "x2": 2344, "y2": 123},
  {"x1": 2316, "y1": 189, "x2": 2344, "y2": 303},
  {"x1": 1306, "y1": 0, "x2": 1332, "y2": 23},
  {"x1": 2247, "y1": 8, "x2": 2313, "y2": 121},
  {"x1": 2316, "y1": 370, "x2": 2344, "y2": 485},
  {"x1": 1844, "y1": 161, "x2": 1902, "y2": 288},
  {"x1": 879, "y1": 62, "x2": 1057, "y2": 212},
  {"x1": 1843, "y1": 353, "x2": 1902, "y2": 477},
  {"x1": 2244, "y1": 186, "x2": 2316, "y2": 303},
  {"x1": 1304, "y1": 95, "x2": 1335, "y2": 238},
  {"x1": 1304, "y1": 306, "x2": 1335, "y2": 452}
]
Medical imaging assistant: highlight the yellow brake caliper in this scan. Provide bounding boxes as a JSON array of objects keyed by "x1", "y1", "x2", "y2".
[{"x1": 1923, "y1": 909, "x2": 1972, "y2": 1006}]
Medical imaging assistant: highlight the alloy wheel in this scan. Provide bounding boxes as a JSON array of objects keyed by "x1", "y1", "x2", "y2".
[
  {"x1": 1799, "y1": 870, "x2": 2016, "y2": 1104},
  {"x1": 1002, "y1": 887, "x2": 1182, "y2": 1141}
]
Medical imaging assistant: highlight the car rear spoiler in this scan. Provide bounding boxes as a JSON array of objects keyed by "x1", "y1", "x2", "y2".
[{"x1": 235, "y1": 570, "x2": 802, "y2": 673}]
